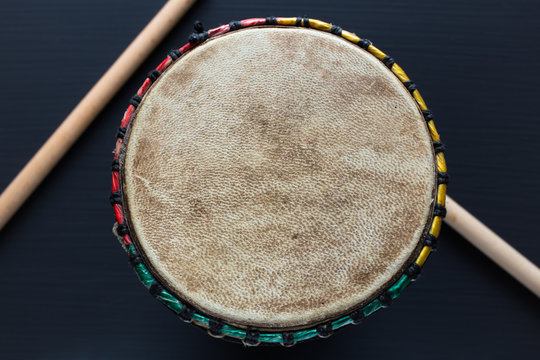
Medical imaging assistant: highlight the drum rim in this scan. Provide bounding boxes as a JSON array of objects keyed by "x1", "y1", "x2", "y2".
[{"x1": 110, "y1": 17, "x2": 448, "y2": 346}]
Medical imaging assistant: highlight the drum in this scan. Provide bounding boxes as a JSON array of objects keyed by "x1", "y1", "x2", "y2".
[{"x1": 110, "y1": 17, "x2": 447, "y2": 346}]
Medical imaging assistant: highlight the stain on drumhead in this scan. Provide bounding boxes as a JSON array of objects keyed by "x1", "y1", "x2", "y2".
[{"x1": 122, "y1": 27, "x2": 436, "y2": 329}]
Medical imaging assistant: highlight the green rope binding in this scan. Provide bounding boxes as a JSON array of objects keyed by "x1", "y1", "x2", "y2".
[{"x1": 127, "y1": 242, "x2": 413, "y2": 344}]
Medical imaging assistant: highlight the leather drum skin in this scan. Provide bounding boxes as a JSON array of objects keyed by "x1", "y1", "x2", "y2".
[{"x1": 120, "y1": 26, "x2": 436, "y2": 330}]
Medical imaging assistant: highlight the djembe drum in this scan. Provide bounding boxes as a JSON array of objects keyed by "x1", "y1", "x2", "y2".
[{"x1": 110, "y1": 17, "x2": 447, "y2": 346}]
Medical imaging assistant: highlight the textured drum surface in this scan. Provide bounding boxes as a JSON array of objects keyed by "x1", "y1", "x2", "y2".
[{"x1": 122, "y1": 27, "x2": 436, "y2": 329}]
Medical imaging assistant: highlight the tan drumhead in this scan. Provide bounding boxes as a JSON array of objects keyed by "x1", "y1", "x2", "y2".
[{"x1": 121, "y1": 26, "x2": 436, "y2": 330}]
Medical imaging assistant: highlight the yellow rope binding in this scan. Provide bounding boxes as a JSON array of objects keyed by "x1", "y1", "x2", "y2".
[{"x1": 274, "y1": 17, "x2": 448, "y2": 272}]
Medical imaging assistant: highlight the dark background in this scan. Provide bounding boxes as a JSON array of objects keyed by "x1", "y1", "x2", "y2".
[{"x1": 0, "y1": 0, "x2": 539, "y2": 358}]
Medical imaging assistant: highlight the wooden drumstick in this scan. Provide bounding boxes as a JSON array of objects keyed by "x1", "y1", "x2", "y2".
[
  {"x1": 445, "y1": 196, "x2": 540, "y2": 297},
  {"x1": 0, "y1": 0, "x2": 196, "y2": 230}
]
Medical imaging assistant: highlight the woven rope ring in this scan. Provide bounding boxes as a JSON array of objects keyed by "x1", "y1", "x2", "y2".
[{"x1": 110, "y1": 17, "x2": 447, "y2": 346}]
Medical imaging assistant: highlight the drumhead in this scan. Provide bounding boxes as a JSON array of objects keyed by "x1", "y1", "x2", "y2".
[{"x1": 112, "y1": 18, "x2": 447, "y2": 341}]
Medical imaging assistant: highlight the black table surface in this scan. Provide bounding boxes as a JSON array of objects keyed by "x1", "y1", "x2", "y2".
[{"x1": 1, "y1": 0, "x2": 539, "y2": 359}]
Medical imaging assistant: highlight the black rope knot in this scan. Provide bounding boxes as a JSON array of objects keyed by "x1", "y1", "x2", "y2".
[
  {"x1": 422, "y1": 109, "x2": 433, "y2": 122},
  {"x1": 405, "y1": 262, "x2": 422, "y2": 278},
  {"x1": 437, "y1": 172, "x2": 450, "y2": 185},
  {"x1": 147, "y1": 69, "x2": 161, "y2": 82},
  {"x1": 116, "y1": 127, "x2": 126, "y2": 139},
  {"x1": 281, "y1": 332, "x2": 295, "y2": 347},
  {"x1": 243, "y1": 329, "x2": 260, "y2": 346},
  {"x1": 179, "y1": 305, "x2": 195, "y2": 322},
  {"x1": 129, "y1": 253, "x2": 142, "y2": 266},
  {"x1": 149, "y1": 282, "x2": 163, "y2": 297},
  {"x1": 382, "y1": 55, "x2": 395, "y2": 68},
  {"x1": 188, "y1": 31, "x2": 209, "y2": 44},
  {"x1": 330, "y1": 25, "x2": 343, "y2": 36},
  {"x1": 168, "y1": 49, "x2": 183, "y2": 60},
  {"x1": 265, "y1": 17, "x2": 277, "y2": 25},
  {"x1": 433, "y1": 141, "x2": 446, "y2": 153},
  {"x1": 403, "y1": 80, "x2": 417, "y2": 93},
  {"x1": 424, "y1": 233, "x2": 438, "y2": 248},
  {"x1": 111, "y1": 158, "x2": 119, "y2": 172},
  {"x1": 193, "y1": 20, "x2": 204, "y2": 33},
  {"x1": 208, "y1": 319, "x2": 224, "y2": 338},
  {"x1": 350, "y1": 309, "x2": 364, "y2": 324},
  {"x1": 357, "y1": 38, "x2": 372, "y2": 49},
  {"x1": 130, "y1": 94, "x2": 142, "y2": 108},
  {"x1": 434, "y1": 204, "x2": 447, "y2": 218},
  {"x1": 188, "y1": 33, "x2": 198, "y2": 44},
  {"x1": 229, "y1": 20, "x2": 242, "y2": 31},
  {"x1": 316, "y1": 322, "x2": 333, "y2": 338},
  {"x1": 109, "y1": 191, "x2": 122, "y2": 205},
  {"x1": 116, "y1": 222, "x2": 129, "y2": 236},
  {"x1": 378, "y1": 292, "x2": 393, "y2": 307},
  {"x1": 295, "y1": 17, "x2": 310, "y2": 27}
]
